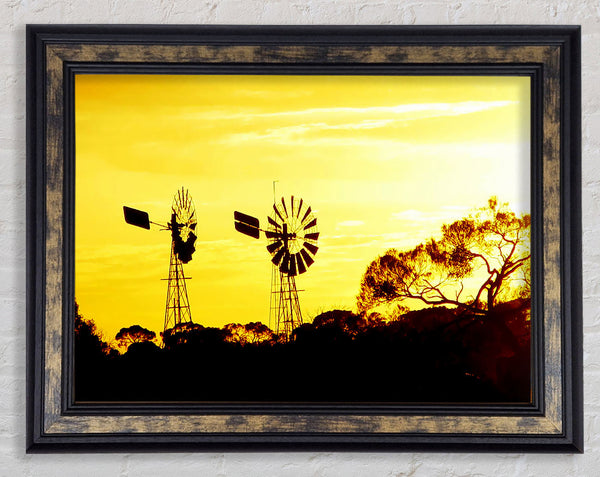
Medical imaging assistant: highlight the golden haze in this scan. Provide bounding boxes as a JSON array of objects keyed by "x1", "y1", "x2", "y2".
[{"x1": 75, "y1": 74, "x2": 530, "y2": 342}]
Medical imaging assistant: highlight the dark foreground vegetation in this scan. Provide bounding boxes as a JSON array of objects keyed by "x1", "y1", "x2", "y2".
[
  {"x1": 75, "y1": 300, "x2": 530, "y2": 403},
  {"x1": 75, "y1": 197, "x2": 531, "y2": 403}
]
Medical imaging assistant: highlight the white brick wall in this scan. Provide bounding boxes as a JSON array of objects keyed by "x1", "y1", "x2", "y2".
[{"x1": 1, "y1": 1, "x2": 596, "y2": 475}]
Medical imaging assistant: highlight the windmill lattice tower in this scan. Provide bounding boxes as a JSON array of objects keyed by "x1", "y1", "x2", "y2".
[
  {"x1": 123, "y1": 187, "x2": 198, "y2": 336},
  {"x1": 234, "y1": 195, "x2": 319, "y2": 340},
  {"x1": 163, "y1": 189, "x2": 197, "y2": 332}
]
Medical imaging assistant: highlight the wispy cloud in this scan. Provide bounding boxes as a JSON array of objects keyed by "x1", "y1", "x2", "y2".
[
  {"x1": 321, "y1": 232, "x2": 412, "y2": 252},
  {"x1": 220, "y1": 100, "x2": 516, "y2": 146},
  {"x1": 388, "y1": 208, "x2": 481, "y2": 245},
  {"x1": 441, "y1": 205, "x2": 470, "y2": 212},
  {"x1": 390, "y1": 208, "x2": 465, "y2": 225},
  {"x1": 338, "y1": 220, "x2": 365, "y2": 227},
  {"x1": 77, "y1": 243, "x2": 165, "y2": 263},
  {"x1": 232, "y1": 89, "x2": 313, "y2": 100},
  {"x1": 258, "y1": 100, "x2": 515, "y2": 120},
  {"x1": 222, "y1": 121, "x2": 395, "y2": 146},
  {"x1": 391, "y1": 209, "x2": 426, "y2": 221},
  {"x1": 185, "y1": 100, "x2": 515, "y2": 123}
]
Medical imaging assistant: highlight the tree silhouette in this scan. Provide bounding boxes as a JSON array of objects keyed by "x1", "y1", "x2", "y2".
[
  {"x1": 115, "y1": 324, "x2": 156, "y2": 352},
  {"x1": 74, "y1": 303, "x2": 119, "y2": 400},
  {"x1": 161, "y1": 322, "x2": 204, "y2": 349},
  {"x1": 74, "y1": 302, "x2": 115, "y2": 357},
  {"x1": 358, "y1": 197, "x2": 530, "y2": 315},
  {"x1": 223, "y1": 323, "x2": 246, "y2": 344},
  {"x1": 162, "y1": 322, "x2": 235, "y2": 350},
  {"x1": 244, "y1": 322, "x2": 275, "y2": 344},
  {"x1": 312, "y1": 309, "x2": 371, "y2": 337},
  {"x1": 224, "y1": 322, "x2": 276, "y2": 345}
]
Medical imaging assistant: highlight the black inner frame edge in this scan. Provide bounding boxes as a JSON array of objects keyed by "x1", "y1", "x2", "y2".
[{"x1": 61, "y1": 62, "x2": 544, "y2": 417}]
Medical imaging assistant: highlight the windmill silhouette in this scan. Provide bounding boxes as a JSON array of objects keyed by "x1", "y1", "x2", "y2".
[
  {"x1": 123, "y1": 187, "x2": 197, "y2": 334},
  {"x1": 234, "y1": 195, "x2": 319, "y2": 339}
]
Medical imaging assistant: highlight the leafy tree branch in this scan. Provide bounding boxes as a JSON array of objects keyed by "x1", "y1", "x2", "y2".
[{"x1": 357, "y1": 197, "x2": 530, "y2": 316}]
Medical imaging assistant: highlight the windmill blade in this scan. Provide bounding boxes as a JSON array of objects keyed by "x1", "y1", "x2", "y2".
[
  {"x1": 265, "y1": 230, "x2": 282, "y2": 239},
  {"x1": 296, "y1": 198, "x2": 303, "y2": 218},
  {"x1": 235, "y1": 221, "x2": 260, "y2": 239},
  {"x1": 304, "y1": 232, "x2": 319, "y2": 241},
  {"x1": 280, "y1": 251, "x2": 291, "y2": 274},
  {"x1": 304, "y1": 242, "x2": 319, "y2": 256},
  {"x1": 303, "y1": 218, "x2": 317, "y2": 230},
  {"x1": 301, "y1": 206, "x2": 312, "y2": 223},
  {"x1": 300, "y1": 249, "x2": 314, "y2": 268},
  {"x1": 288, "y1": 253, "x2": 297, "y2": 276},
  {"x1": 295, "y1": 252, "x2": 307, "y2": 274},
  {"x1": 291, "y1": 196, "x2": 295, "y2": 217},
  {"x1": 273, "y1": 204, "x2": 285, "y2": 222},
  {"x1": 267, "y1": 240, "x2": 283, "y2": 254},
  {"x1": 281, "y1": 197, "x2": 289, "y2": 217},
  {"x1": 234, "y1": 211, "x2": 259, "y2": 228},
  {"x1": 123, "y1": 206, "x2": 150, "y2": 230},
  {"x1": 267, "y1": 216, "x2": 281, "y2": 229},
  {"x1": 272, "y1": 248, "x2": 285, "y2": 266}
]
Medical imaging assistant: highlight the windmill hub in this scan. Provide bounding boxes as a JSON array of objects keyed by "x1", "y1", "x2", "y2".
[{"x1": 278, "y1": 221, "x2": 300, "y2": 252}]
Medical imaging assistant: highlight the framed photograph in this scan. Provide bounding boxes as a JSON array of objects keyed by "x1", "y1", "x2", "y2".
[{"x1": 27, "y1": 25, "x2": 582, "y2": 452}]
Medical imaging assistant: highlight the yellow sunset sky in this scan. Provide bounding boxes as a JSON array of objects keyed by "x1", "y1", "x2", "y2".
[{"x1": 75, "y1": 74, "x2": 530, "y2": 343}]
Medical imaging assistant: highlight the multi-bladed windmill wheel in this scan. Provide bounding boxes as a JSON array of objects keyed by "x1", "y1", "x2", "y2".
[
  {"x1": 170, "y1": 188, "x2": 197, "y2": 264},
  {"x1": 173, "y1": 188, "x2": 196, "y2": 236},
  {"x1": 266, "y1": 196, "x2": 319, "y2": 276}
]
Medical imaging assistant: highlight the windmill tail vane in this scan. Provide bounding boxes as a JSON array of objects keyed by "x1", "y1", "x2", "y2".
[{"x1": 123, "y1": 206, "x2": 150, "y2": 230}]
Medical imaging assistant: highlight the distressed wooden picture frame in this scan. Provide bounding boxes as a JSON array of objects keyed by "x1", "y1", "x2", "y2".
[{"x1": 26, "y1": 25, "x2": 582, "y2": 452}]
